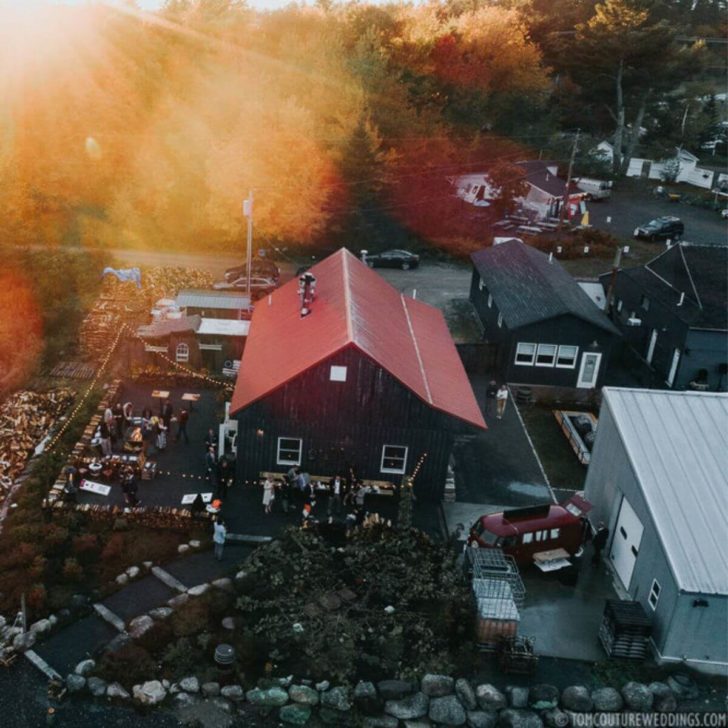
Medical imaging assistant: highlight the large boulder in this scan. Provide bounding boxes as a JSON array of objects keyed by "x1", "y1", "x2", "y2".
[
  {"x1": 167, "y1": 593, "x2": 189, "y2": 609},
  {"x1": 246, "y1": 686, "x2": 289, "y2": 707},
  {"x1": 107, "y1": 682, "x2": 130, "y2": 700},
  {"x1": 456, "y1": 679, "x2": 477, "y2": 711},
  {"x1": 379, "y1": 679, "x2": 416, "y2": 700},
  {"x1": 220, "y1": 684, "x2": 244, "y2": 701},
  {"x1": 187, "y1": 583, "x2": 209, "y2": 597},
  {"x1": 179, "y1": 676, "x2": 199, "y2": 693},
  {"x1": 201, "y1": 681, "x2": 220, "y2": 697},
  {"x1": 561, "y1": 686, "x2": 593, "y2": 713},
  {"x1": 173, "y1": 692, "x2": 197, "y2": 707},
  {"x1": 148, "y1": 607, "x2": 173, "y2": 621},
  {"x1": 529, "y1": 685, "x2": 559, "y2": 710},
  {"x1": 385, "y1": 692, "x2": 430, "y2": 720},
  {"x1": 65, "y1": 674, "x2": 86, "y2": 694},
  {"x1": 542, "y1": 708, "x2": 570, "y2": 728},
  {"x1": 476, "y1": 685, "x2": 507, "y2": 711},
  {"x1": 363, "y1": 718, "x2": 399, "y2": 728},
  {"x1": 321, "y1": 686, "x2": 351, "y2": 711},
  {"x1": 506, "y1": 687, "x2": 529, "y2": 709},
  {"x1": 498, "y1": 709, "x2": 543, "y2": 728},
  {"x1": 12, "y1": 632, "x2": 36, "y2": 652},
  {"x1": 74, "y1": 659, "x2": 95, "y2": 677},
  {"x1": 133, "y1": 680, "x2": 167, "y2": 706},
  {"x1": 666, "y1": 674, "x2": 699, "y2": 701},
  {"x1": 621, "y1": 682, "x2": 653, "y2": 712},
  {"x1": 591, "y1": 688, "x2": 623, "y2": 712},
  {"x1": 422, "y1": 674, "x2": 455, "y2": 697},
  {"x1": 354, "y1": 681, "x2": 382, "y2": 715},
  {"x1": 648, "y1": 683, "x2": 677, "y2": 713},
  {"x1": 289, "y1": 684, "x2": 320, "y2": 706},
  {"x1": 128, "y1": 615, "x2": 154, "y2": 640},
  {"x1": 212, "y1": 577, "x2": 234, "y2": 592},
  {"x1": 87, "y1": 677, "x2": 107, "y2": 698},
  {"x1": 280, "y1": 704, "x2": 312, "y2": 725},
  {"x1": 468, "y1": 711, "x2": 498, "y2": 728},
  {"x1": 429, "y1": 694, "x2": 467, "y2": 725},
  {"x1": 29, "y1": 619, "x2": 51, "y2": 636}
]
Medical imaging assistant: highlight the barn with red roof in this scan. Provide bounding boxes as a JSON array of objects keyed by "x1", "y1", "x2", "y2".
[{"x1": 229, "y1": 248, "x2": 486, "y2": 499}]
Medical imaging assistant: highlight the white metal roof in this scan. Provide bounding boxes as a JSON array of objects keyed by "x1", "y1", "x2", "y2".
[
  {"x1": 603, "y1": 388, "x2": 728, "y2": 595},
  {"x1": 198, "y1": 318, "x2": 250, "y2": 337}
]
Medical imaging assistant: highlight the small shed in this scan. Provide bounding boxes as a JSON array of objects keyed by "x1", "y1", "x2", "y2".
[
  {"x1": 176, "y1": 289, "x2": 252, "y2": 320},
  {"x1": 135, "y1": 315, "x2": 202, "y2": 369},
  {"x1": 584, "y1": 387, "x2": 728, "y2": 675},
  {"x1": 197, "y1": 318, "x2": 249, "y2": 371}
]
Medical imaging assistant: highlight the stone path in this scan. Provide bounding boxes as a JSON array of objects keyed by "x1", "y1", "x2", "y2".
[{"x1": 29, "y1": 544, "x2": 252, "y2": 682}]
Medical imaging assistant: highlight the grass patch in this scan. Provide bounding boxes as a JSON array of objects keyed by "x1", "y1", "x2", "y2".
[
  {"x1": 444, "y1": 298, "x2": 483, "y2": 343},
  {"x1": 520, "y1": 403, "x2": 589, "y2": 492}
]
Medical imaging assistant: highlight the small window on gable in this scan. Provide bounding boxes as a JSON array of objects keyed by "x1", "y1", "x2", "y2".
[
  {"x1": 648, "y1": 579, "x2": 661, "y2": 610},
  {"x1": 487, "y1": 293, "x2": 493, "y2": 308},
  {"x1": 176, "y1": 342, "x2": 190, "y2": 363},
  {"x1": 381, "y1": 445, "x2": 408, "y2": 474},
  {"x1": 330, "y1": 365, "x2": 347, "y2": 382}
]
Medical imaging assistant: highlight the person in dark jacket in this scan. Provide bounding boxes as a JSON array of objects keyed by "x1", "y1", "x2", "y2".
[
  {"x1": 176, "y1": 408, "x2": 189, "y2": 444},
  {"x1": 592, "y1": 522, "x2": 609, "y2": 565},
  {"x1": 485, "y1": 380, "x2": 498, "y2": 415},
  {"x1": 162, "y1": 400, "x2": 174, "y2": 431}
]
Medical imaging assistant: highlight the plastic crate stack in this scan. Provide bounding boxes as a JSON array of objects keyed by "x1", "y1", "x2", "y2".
[{"x1": 598, "y1": 600, "x2": 652, "y2": 660}]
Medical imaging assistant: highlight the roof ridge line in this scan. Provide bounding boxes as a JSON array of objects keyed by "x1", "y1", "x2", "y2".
[
  {"x1": 678, "y1": 244, "x2": 703, "y2": 310},
  {"x1": 400, "y1": 295, "x2": 433, "y2": 405},
  {"x1": 342, "y1": 250, "x2": 354, "y2": 342}
]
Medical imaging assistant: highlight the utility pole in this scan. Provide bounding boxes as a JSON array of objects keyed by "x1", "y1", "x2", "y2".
[
  {"x1": 557, "y1": 129, "x2": 580, "y2": 235},
  {"x1": 243, "y1": 190, "x2": 254, "y2": 300}
]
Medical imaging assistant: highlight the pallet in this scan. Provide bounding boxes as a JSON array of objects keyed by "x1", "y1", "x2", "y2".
[{"x1": 49, "y1": 361, "x2": 97, "y2": 380}]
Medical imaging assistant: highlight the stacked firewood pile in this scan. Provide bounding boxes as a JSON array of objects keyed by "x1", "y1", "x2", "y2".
[
  {"x1": 50, "y1": 501, "x2": 205, "y2": 529},
  {"x1": 79, "y1": 267, "x2": 214, "y2": 361},
  {"x1": 0, "y1": 389, "x2": 75, "y2": 496}
]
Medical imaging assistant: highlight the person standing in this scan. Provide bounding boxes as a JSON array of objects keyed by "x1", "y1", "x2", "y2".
[
  {"x1": 328, "y1": 474, "x2": 342, "y2": 517},
  {"x1": 204, "y1": 428, "x2": 218, "y2": 452},
  {"x1": 205, "y1": 446, "x2": 218, "y2": 489},
  {"x1": 278, "y1": 477, "x2": 291, "y2": 514},
  {"x1": 113, "y1": 403, "x2": 124, "y2": 440},
  {"x1": 104, "y1": 407, "x2": 115, "y2": 444},
  {"x1": 217, "y1": 458, "x2": 233, "y2": 499},
  {"x1": 496, "y1": 384, "x2": 509, "y2": 420},
  {"x1": 176, "y1": 407, "x2": 190, "y2": 444},
  {"x1": 99, "y1": 420, "x2": 112, "y2": 457},
  {"x1": 213, "y1": 516, "x2": 227, "y2": 561},
  {"x1": 262, "y1": 477, "x2": 275, "y2": 514},
  {"x1": 592, "y1": 522, "x2": 610, "y2": 565},
  {"x1": 162, "y1": 400, "x2": 174, "y2": 431},
  {"x1": 486, "y1": 380, "x2": 498, "y2": 415}
]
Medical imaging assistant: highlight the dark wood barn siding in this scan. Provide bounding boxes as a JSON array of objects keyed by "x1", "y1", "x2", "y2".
[{"x1": 235, "y1": 345, "x2": 471, "y2": 499}]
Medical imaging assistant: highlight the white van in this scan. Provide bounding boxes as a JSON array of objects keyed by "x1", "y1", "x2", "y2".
[{"x1": 574, "y1": 177, "x2": 612, "y2": 200}]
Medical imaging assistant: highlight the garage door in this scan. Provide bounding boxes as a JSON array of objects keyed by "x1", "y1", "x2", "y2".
[{"x1": 610, "y1": 496, "x2": 644, "y2": 590}]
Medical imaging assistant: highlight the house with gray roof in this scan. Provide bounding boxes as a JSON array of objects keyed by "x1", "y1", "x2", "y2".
[
  {"x1": 470, "y1": 239, "x2": 620, "y2": 389},
  {"x1": 600, "y1": 242, "x2": 727, "y2": 391},
  {"x1": 585, "y1": 388, "x2": 728, "y2": 675}
]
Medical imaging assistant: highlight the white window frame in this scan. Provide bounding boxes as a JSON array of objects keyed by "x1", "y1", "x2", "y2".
[
  {"x1": 497, "y1": 312, "x2": 503, "y2": 328},
  {"x1": 380, "y1": 444, "x2": 408, "y2": 475},
  {"x1": 479, "y1": 279, "x2": 485, "y2": 291},
  {"x1": 487, "y1": 293, "x2": 493, "y2": 308},
  {"x1": 329, "y1": 365, "x2": 347, "y2": 382},
  {"x1": 556, "y1": 345, "x2": 579, "y2": 369},
  {"x1": 276, "y1": 437, "x2": 302, "y2": 466},
  {"x1": 648, "y1": 579, "x2": 661, "y2": 610},
  {"x1": 175, "y1": 342, "x2": 190, "y2": 363},
  {"x1": 535, "y1": 343, "x2": 557, "y2": 367},
  {"x1": 515, "y1": 342, "x2": 536, "y2": 366}
]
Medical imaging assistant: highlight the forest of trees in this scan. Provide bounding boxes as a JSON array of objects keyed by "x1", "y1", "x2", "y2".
[{"x1": 0, "y1": 0, "x2": 725, "y2": 255}]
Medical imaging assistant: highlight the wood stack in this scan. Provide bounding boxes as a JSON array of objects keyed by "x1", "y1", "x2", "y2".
[
  {"x1": 0, "y1": 389, "x2": 75, "y2": 496},
  {"x1": 49, "y1": 362, "x2": 97, "y2": 380},
  {"x1": 599, "y1": 600, "x2": 652, "y2": 660}
]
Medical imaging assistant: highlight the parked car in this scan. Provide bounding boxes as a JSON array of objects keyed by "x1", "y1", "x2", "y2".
[
  {"x1": 633, "y1": 216, "x2": 684, "y2": 241},
  {"x1": 213, "y1": 276, "x2": 278, "y2": 300},
  {"x1": 224, "y1": 259, "x2": 280, "y2": 284},
  {"x1": 364, "y1": 249, "x2": 420, "y2": 270},
  {"x1": 574, "y1": 177, "x2": 612, "y2": 201},
  {"x1": 467, "y1": 495, "x2": 592, "y2": 566}
]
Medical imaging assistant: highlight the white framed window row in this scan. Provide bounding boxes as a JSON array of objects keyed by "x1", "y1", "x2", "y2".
[
  {"x1": 515, "y1": 342, "x2": 578, "y2": 368},
  {"x1": 381, "y1": 444, "x2": 408, "y2": 474},
  {"x1": 277, "y1": 437, "x2": 303, "y2": 466}
]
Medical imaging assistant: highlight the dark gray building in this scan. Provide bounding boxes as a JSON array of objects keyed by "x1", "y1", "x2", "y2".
[
  {"x1": 585, "y1": 388, "x2": 728, "y2": 675},
  {"x1": 601, "y1": 243, "x2": 727, "y2": 391},
  {"x1": 470, "y1": 240, "x2": 620, "y2": 389}
]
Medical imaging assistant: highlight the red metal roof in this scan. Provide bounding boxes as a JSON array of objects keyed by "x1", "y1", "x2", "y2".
[{"x1": 230, "y1": 249, "x2": 486, "y2": 430}]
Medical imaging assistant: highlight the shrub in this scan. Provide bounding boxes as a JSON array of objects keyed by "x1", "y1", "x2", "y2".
[
  {"x1": 96, "y1": 644, "x2": 156, "y2": 689},
  {"x1": 161, "y1": 637, "x2": 205, "y2": 679},
  {"x1": 26, "y1": 583, "x2": 47, "y2": 614},
  {"x1": 171, "y1": 599, "x2": 210, "y2": 637},
  {"x1": 62, "y1": 558, "x2": 84, "y2": 582},
  {"x1": 72, "y1": 533, "x2": 100, "y2": 559},
  {"x1": 42, "y1": 524, "x2": 69, "y2": 548},
  {"x1": 136, "y1": 621, "x2": 174, "y2": 653}
]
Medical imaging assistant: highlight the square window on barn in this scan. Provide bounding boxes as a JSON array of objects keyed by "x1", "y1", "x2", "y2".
[
  {"x1": 381, "y1": 445, "x2": 408, "y2": 474},
  {"x1": 515, "y1": 343, "x2": 536, "y2": 366},
  {"x1": 535, "y1": 344, "x2": 557, "y2": 367},
  {"x1": 330, "y1": 365, "x2": 347, "y2": 382},
  {"x1": 277, "y1": 437, "x2": 302, "y2": 466},
  {"x1": 648, "y1": 579, "x2": 661, "y2": 610},
  {"x1": 556, "y1": 345, "x2": 578, "y2": 368}
]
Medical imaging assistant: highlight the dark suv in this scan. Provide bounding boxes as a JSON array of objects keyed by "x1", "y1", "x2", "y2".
[{"x1": 633, "y1": 216, "x2": 684, "y2": 241}]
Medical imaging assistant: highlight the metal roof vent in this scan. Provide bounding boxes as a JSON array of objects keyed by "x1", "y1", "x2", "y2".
[{"x1": 298, "y1": 272, "x2": 317, "y2": 318}]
